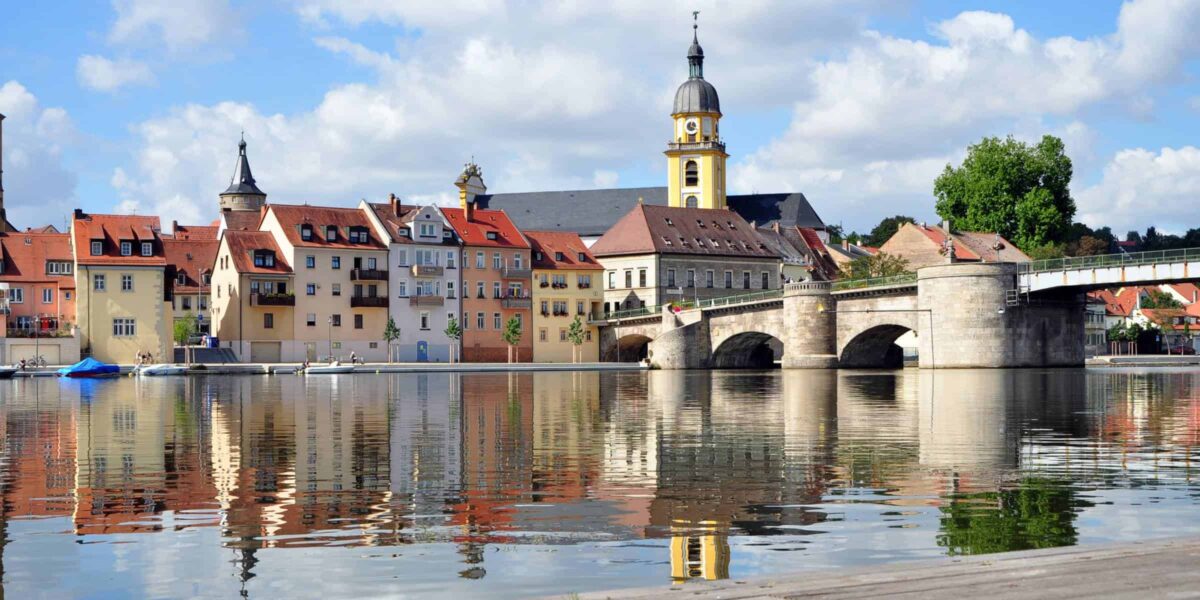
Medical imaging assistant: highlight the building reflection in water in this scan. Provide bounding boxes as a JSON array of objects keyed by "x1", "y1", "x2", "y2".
[{"x1": 2, "y1": 367, "x2": 1200, "y2": 595}]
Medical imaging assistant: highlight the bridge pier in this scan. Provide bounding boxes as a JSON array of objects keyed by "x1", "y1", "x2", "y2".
[{"x1": 782, "y1": 282, "x2": 838, "y2": 368}]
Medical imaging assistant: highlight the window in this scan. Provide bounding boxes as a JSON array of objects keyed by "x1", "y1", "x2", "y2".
[
  {"x1": 493, "y1": 281, "x2": 501, "y2": 298},
  {"x1": 367, "y1": 257, "x2": 377, "y2": 270},
  {"x1": 8, "y1": 288, "x2": 22, "y2": 303},
  {"x1": 608, "y1": 272, "x2": 615, "y2": 289},
  {"x1": 325, "y1": 226, "x2": 337, "y2": 241},
  {"x1": 447, "y1": 251, "x2": 456, "y2": 269},
  {"x1": 120, "y1": 241, "x2": 132, "y2": 256},
  {"x1": 331, "y1": 314, "x2": 342, "y2": 327},
  {"x1": 476, "y1": 281, "x2": 485, "y2": 298},
  {"x1": 301, "y1": 225, "x2": 313, "y2": 241},
  {"x1": 141, "y1": 242, "x2": 153, "y2": 256},
  {"x1": 307, "y1": 313, "x2": 317, "y2": 327},
  {"x1": 514, "y1": 253, "x2": 523, "y2": 269},
  {"x1": 93, "y1": 274, "x2": 106, "y2": 292},
  {"x1": 686, "y1": 270, "x2": 695, "y2": 288},
  {"x1": 65, "y1": 291, "x2": 72, "y2": 300},
  {"x1": 253, "y1": 251, "x2": 275, "y2": 268},
  {"x1": 354, "y1": 314, "x2": 364, "y2": 329},
  {"x1": 577, "y1": 300, "x2": 585, "y2": 315},
  {"x1": 446, "y1": 281, "x2": 455, "y2": 298},
  {"x1": 398, "y1": 250, "x2": 408, "y2": 266},
  {"x1": 416, "y1": 249, "x2": 436, "y2": 266},
  {"x1": 121, "y1": 274, "x2": 134, "y2": 292},
  {"x1": 264, "y1": 313, "x2": 274, "y2": 329},
  {"x1": 684, "y1": 160, "x2": 699, "y2": 186},
  {"x1": 724, "y1": 271, "x2": 733, "y2": 288},
  {"x1": 486, "y1": 231, "x2": 498, "y2": 240},
  {"x1": 743, "y1": 271, "x2": 751, "y2": 290},
  {"x1": 200, "y1": 297, "x2": 207, "y2": 310},
  {"x1": 639, "y1": 269, "x2": 647, "y2": 287},
  {"x1": 419, "y1": 223, "x2": 436, "y2": 237},
  {"x1": 493, "y1": 313, "x2": 501, "y2": 329},
  {"x1": 399, "y1": 281, "x2": 408, "y2": 296},
  {"x1": 667, "y1": 269, "x2": 676, "y2": 287},
  {"x1": 578, "y1": 252, "x2": 587, "y2": 262},
  {"x1": 349, "y1": 227, "x2": 369, "y2": 243},
  {"x1": 331, "y1": 283, "x2": 341, "y2": 296},
  {"x1": 492, "y1": 253, "x2": 502, "y2": 270},
  {"x1": 762, "y1": 272, "x2": 770, "y2": 290},
  {"x1": 331, "y1": 256, "x2": 341, "y2": 270},
  {"x1": 540, "y1": 300, "x2": 549, "y2": 315},
  {"x1": 706, "y1": 270, "x2": 714, "y2": 288},
  {"x1": 539, "y1": 328, "x2": 547, "y2": 342},
  {"x1": 624, "y1": 270, "x2": 632, "y2": 288},
  {"x1": 177, "y1": 273, "x2": 187, "y2": 285},
  {"x1": 112, "y1": 318, "x2": 136, "y2": 336},
  {"x1": 182, "y1": 296, "x2": 192, "y2": 310},
  {"x1": 685, "y1": 195, "x2": 698, "y2": 209},
  {"x1": 90, "y1": 241, "x2": 103, "y2": 256},
  {"x1": 202, "y1": 273, "x2": 210, "y2": 285},
  {"x1": 42, "y1": 288, "x2": 52, "y2": 304},
  {"x1": 306, "y1": 255, "x2": 315, "y2": 269},
  {"x1": 476, "y1": 312, "x2": 485, "y2": 329},
  {"x1": 462, "y1": 312, "x2": 469, "y2": 329},
  {"x1": 578, "y1": 274, "x2": 591, "y2": 288},
  {"x1": 476, "y1": 251, "x2": 484, "y2": 269},
  {"x1": 306, "y1": 284, "x2": 316, "y2": 295},
  {"x1": 420, "y1": 312, "x2": 430, "y2": 330},
  {"x1": 554, "y1": 251, "x2": 565, "y2": 262},
  {"x1": 47, "y1": 261, "x2": 72, "y2": 275},
  {"x1": 560, "y1": 328, "x2": 567, "y2": 342}
]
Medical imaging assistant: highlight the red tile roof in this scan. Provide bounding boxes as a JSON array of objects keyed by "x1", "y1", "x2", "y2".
[
  {"x1": 1138, "y1": 308, "x2": 1193, "y2": 331},
  {"x1": 590, "y1": 204, "x2": 778, "y2": 259},
  {"x1": 221, "y1": 211, "x2": 262, "y2": 232},
  {"x1": 0, "y1": 232, "x2": 75, "y2": 287},
  {"x1": 223, "y1": 231, "x2": 293, "y2": 275},
  {"x1": 442, "y1": 207, "x2": 528, "y2": 249},
  {"x1": 266, "y1": 204, "x2": 387, "y2": 250},
  {"x1": 1168, "y1": 283, "x2": 1200, "y2": 304},
  {"x1": 525, "y1": 230, "x2": 604, "y2": 270},
  {"x1": 1088, "y1": 289, "x2": 1124, "y2": 317},
  {"x1": 71, "y1": 212, "x2": 166, "y2": 266},
  {"x1": 913, "y1": 224, "x2": 981, "y2": 261},
  {"x1": 171, "y1": 223, "x2": 219, "y2": 241},
  {"x1": 163, "y1": 238, "x2": 218, "y2": 292},
  {"x1": 1112, "y1": 287, "x2": 1145, "y2": 316},
  {"x1": 367, "y1": 200, "x2": 459, "y2": 246}
]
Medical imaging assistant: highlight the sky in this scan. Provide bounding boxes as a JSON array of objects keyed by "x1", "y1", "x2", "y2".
[{"x1": 2, "y1": 0, "x2": 1200, "y2": 236}]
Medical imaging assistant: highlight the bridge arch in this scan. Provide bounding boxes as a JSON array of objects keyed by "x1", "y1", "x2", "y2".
[
  {"x1": 711, "y1": 331, "x2": 783, "y2": 369},
  {"x1": 604, "y1": 333, "x2": 653, "y2": 362},
  {"x1": 839, "y1": 324, "x2": 913, "y2": 368}
]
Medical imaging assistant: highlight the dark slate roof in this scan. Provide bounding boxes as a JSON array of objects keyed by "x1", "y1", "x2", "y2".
[
  {"x1": 674, "y1": 78, "x2": 720, "y2": 115},
  {"x1": 475, "y1": 187, "x2": 825, "y2": 237},
  {"x1": 221, "y1": 139, "x2": 265, "y2": 197}
]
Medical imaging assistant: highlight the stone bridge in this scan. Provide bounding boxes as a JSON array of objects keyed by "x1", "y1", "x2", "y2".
[{"x1": 598, "y1": 263, "x2": 1089, "y2": 369}]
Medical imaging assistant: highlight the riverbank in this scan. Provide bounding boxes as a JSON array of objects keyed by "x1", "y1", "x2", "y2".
[
  {"x1": 571, "y1": 536, "x2": 1200, "y2": 599},
  {"x1": 1087, "y1": 355, "x2": 1200, "y2": 367},
  {"x1": 10, "y1": 361, "x2": 649, "y2": 377}
]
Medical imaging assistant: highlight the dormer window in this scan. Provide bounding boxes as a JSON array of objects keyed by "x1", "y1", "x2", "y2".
[
  {"x1": 486, "y1": 231, "x2": 498, "y2": 240},
  {"x1": 399, "y1": 228, "x2": 410, "y2": 237},
  {"x1": 663, "y1": 236, "x2": 673, "y2": 246},
  {"x1": 90, "y1": 240, "x2": 103, "y2": 256},
  {"x1": 348, "y1": 226, "x2": 369, "y2": 244},
  {"x1": 727, "y1": 221, "x2": 736, "y2": 230},
  {"x1": 325, "y1": 226, "x2": 337, "y2": 242},
  {"x1": 534, "y1": 252, "x2": 543, "y2": 261},
  {"x1": 120, "y1": 241, "x2": 132, "y2": 256},
  {"x1": 177, "y1": 273, "x2": 187, "y2": 285},
  {"x1": 577, "y1": 252, "x2": 586, "y2": 262},
  {"x1": 253, "y1": 250, "x2": 276, "y2": 268},
  {"x1": 202, "y1": 273, "x2": 211, "y2": 285},
  {"x1": 443, "y1": 231, "x2": 451, "y2": 239},
  {"x1": 696, "y1": 219, "x2": 706, "y2": 228},
  {"x1": 141, "y1": 242, "x2": 153, "y2": 256},
  {"x1": 419, "y1": 223, "x2": 437, "y2": 237},
  {"x1": 665, "y1": 218, "x2": 674, "y2": 226},
  {"x1": 301, "y1": 225, "x2": 314, "y2": 241},
  {"x1": 555, "y1": 252, "x2": 565, "y2": 261}
]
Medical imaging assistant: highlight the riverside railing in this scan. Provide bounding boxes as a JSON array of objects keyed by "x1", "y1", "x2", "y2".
[{"x1": 1019, "y1": 247, "x2": 1200, "y2": 274}]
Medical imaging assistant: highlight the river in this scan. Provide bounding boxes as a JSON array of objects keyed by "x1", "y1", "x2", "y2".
[{"x1": 1, "y1": 368, "x2": 1199, "y2": 598}]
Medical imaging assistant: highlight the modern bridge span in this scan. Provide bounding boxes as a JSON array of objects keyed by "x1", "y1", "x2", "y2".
[{"x1": 595, "y1": 248, "x2": 1200, "y2": 369}]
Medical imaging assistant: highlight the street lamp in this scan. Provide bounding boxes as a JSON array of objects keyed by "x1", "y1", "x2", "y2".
[{"x1": 327, "y1": 316, "x2": 333, "y2": 364}]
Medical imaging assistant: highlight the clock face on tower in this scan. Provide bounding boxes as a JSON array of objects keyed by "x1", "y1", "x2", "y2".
[{"x1": 685, "y1": 119, "x2": 699, "y2": 134}]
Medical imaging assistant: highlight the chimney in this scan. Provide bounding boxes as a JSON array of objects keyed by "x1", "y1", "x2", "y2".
[
  {"x1": 73, "y1": 208, "x2": 85, "y2": 220},
  {"x1": 943, "y1": 218, "x2": 951, "y2": 233},
  {"x1": 842, "y1": 239, "x2": 849, "y2": 250},
  {"x1": 389, "y1": 193, "x2": 400, "y2": 217}
]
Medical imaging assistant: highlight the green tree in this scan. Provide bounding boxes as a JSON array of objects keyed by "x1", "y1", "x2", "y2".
[
  {"x1": 566, "y1": 315, "x2": 586, "y2": 364},
  {"x1": 444, "y1": 316, "x2": 462, "y2": 364},
  {"x1": 1141, "y1": 289, "x2": 1183, "y2": 309},
  {"x1": 173, "y1": 314, "x2": 197, "y2": 365},
  {"x1": 934, "y1": 135, "x2": 1075, "y2": 250},
  {"x1": 1066, "y1": 235, "x2": 1108, "y2": 257},
  {"x1": 383, "y1": 317, "x2": 401, "y2": 363},
  {"x1": 843, "y1": 252, "x2": 911, "y2": 279},
  {"x1": 502, "y1": 316, "x2": 523, "y2": 363},
  {"x1": 1025, "y1": 243, "x2": 1066, "y2": 261},
  {"x1": 937, "y1": 478, "x2": 1087, "y2": 556},
  {"x1": 863, "y1": 215, "x2": 915, "y2": 247}
]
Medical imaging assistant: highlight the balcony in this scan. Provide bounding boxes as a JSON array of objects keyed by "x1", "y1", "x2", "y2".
[
  {"x1": 6, "y1": 326, "x2": 73, "y2": 339},
  {"x1": 666, "y1": 140, "x2": 726, "y2": 153},
  {"x1": 411, "y1": 264, "x2": 444, "y2": 278},
  {"x1": 351, "y1": 295, "x2": 389, "y2": 308},
  {"x1": 409, "y1": 295, "x2": 445, "y2": 307},
  {"x1": 252, "y1": 292, "x2": 295, "y2": 306},
  {"x1": 350, "y1": 268, "x2": 388, "y2": 281},
  {"x1": 501, "y1": 266, "x2": 532, "y2": 280},
  {"x1": 502, "y1": 297, "x2": 532, "y2": 309}
]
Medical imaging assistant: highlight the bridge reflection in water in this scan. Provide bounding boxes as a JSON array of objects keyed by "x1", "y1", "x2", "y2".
[{"x1": 1, "y1": 368, "x2": 1199, "y2": 598}]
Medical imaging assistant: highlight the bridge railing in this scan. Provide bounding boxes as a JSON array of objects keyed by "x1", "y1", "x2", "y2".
[
  {"x1": 1020, "y1": 247, "x2": 1200, "y2": 274},
  {"x1": 593, "y1": 304, "x2": 663, "y2": 322},
  {"x1": 695, "y1": 289, "x2": 783, "y2": 309},
  {"x1": 832, "y1": 272, "x2": 917, "y2": 291}
]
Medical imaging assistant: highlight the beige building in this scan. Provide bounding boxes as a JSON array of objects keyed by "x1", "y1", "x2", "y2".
[
  {"x1": 71, "y1": 210, "x2": 173, "y2": 364},
  {"x1": 210, "y1": 230, "x2": 296, "y2": 362},
  {"x1": 526, "y1": 231, "x2": 604, "y2": 362},
  {"x1": 879, "y1": 222, "x2": 1029, "y2": 271}
]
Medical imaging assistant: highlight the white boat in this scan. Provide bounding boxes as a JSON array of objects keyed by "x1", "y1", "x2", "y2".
[
  {"x1": 137, "y1": 364, "x2": 189, "y2": 376},
  {"x1": 305, "y1": 361, "x2": 355, "y2": 375}
]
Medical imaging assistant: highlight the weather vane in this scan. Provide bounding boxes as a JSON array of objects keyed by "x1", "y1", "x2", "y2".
[{"x1": 693, "y1": 10, "x2": 699, "y2": 29}]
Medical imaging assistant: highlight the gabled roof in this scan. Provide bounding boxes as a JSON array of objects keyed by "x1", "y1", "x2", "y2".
[
  {"x1": 590, "y1": 204, "x2": 779, "y2": 259},
  {"x1": 71, "y1": 212, "x2": 166, "y2": 266},
  {"x1": 1138, "y1": 308, "x2": 1192, "y2": 331},
  {"x1": 1167, "y1": 283, "x2": 1200, "y2": 304},
  {"x1": 525, "y1": 230, "x2": 604, "y2": 271},
  {"x1": 266, "y1": 204, "x2": 387, "y2": 250},
  {"x1": 474, "y1": 187, "x2": 825, "y2": 237},
  {"x1": 1111, "y1": 287, "x2": 1146, "y2": 317},
  {"x1": 0, "y1": 232, "x2": 75, "y2": 286},
  {"x1": 163, "y1": 238, "x2": 218, "y2": 292},
  {"x1": 367, "y1": 201, "x2": 458, "y2": 246},
  {"x1": 172, "y1": 223, "x2": 219, "y2": 241},
  {"x1": 1088, "y1": 289, "x2": 1125, "y2": 317},
  {"x1": 911, "y1": 223, "x2": 981, "y2": 261},
  {"x1": 221, "y1": 210, "x2": 262, "y2": 232},
  {"x1": 953, "y1": 230, "x2": 1029, "y2": 262},
  {"x1": 223, "y1": 230, "x2": 293, "y2": 275},
  {"x1": 755, "y1": 226, "x2": 806, "y2": 265},
  {"x1": 786, "y1": 226, "x2": 840, "y2": 281},
  {"x1": 441, "y1": 207, "x2": 528, "y2": 249}
]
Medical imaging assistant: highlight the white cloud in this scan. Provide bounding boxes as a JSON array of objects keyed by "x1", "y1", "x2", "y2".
[
  {"x1": 108, "y1": 0, "x2": 237, "y2": 52},
  {"x1": 1077, "y1": 146, "x2": 1200, "y2": 234},
  {"x1": 0, "y1": 81, "x2": 79, "y2": 230},
  {"x1": 76, "y1": 55, "x2": 155, "y2": 92}
]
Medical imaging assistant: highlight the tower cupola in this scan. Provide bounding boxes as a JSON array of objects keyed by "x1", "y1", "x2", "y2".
[
  {"x1": 218, "y1": 134, "x2": 267, "y2": 212},
  {"x1": 666, "y1": 12, "x2": 728, "y2": 210}
]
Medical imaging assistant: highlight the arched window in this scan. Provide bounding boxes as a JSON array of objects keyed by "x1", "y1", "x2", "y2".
[
  {"x1": 685, "y1": 195, "x2": 699, "y2": 209},
  {"x1": 684, "y1": 161, "x2": 699, "y2": 187}
]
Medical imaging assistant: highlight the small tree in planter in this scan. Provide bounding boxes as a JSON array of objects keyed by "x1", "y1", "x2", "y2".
[
  {"x1": 566, "y1": 314, "x2": 586, "y2": 363},
  {"x1": 173, "y1": 314, "x2": 197, "y2": 365},
  {"x1": 444, "y1": 316, "x2": 462, "y2": 364},
  {"x1": 502, "y1": 316, "x2": 523, "y2": 363},
  {"x1": 383, "y1": 317, "x2": 401, "y2": 363}
]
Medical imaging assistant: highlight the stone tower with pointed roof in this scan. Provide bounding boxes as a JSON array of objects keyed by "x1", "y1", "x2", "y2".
[{"x1": 218, "y1": 135, "x2": 267, "y2": 212}]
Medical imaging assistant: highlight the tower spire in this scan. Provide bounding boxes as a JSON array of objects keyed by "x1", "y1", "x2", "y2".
[
  {"x1": 688, "y1": 11, "x2": 704, "y2": 79},
  {"x1": 218, "y1": 135, "x2": 267, "y2": 212}
]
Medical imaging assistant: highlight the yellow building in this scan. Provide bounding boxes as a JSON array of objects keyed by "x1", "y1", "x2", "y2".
[
  {"x1": 71, "y1": 210, "x2": 173, "y2": 364},
  {"x1": 210, "y1": 230, "x2": 296, "y2": 362},
  {"x1": 666, "y1": 18, "x2": 726, "y2": 210},
  {"x1": 526, "y1": 231, "x2": 604, "y2": 362}
]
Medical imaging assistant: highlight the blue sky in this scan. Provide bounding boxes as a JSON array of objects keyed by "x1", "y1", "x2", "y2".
[{"x1": 1, "y1": 0, "x2": 1198, "y2": 235}]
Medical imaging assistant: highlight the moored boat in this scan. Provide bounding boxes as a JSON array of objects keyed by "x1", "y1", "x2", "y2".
[
  {"x1": 0, "y1": 367, "x2": 17, "y2": 380},
  {"x1": 304, "y1": 361, "x2": 355, "y2": 375},
  {"x1": 57, "y1": 358, "x2": 121, "y2": 379},
  {"x1": 137, "y1": 364, "x2": 189, "y2": 376}
]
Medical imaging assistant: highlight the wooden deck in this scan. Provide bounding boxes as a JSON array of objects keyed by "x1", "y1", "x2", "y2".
[{"x1": 571, "y1": 536, "x2": 1200, "y2": 599}]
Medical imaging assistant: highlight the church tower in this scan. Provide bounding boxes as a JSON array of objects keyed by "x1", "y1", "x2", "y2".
[
  {"x1": 218, "y1": 135, "x2": 267, "y2": 212},
  {"x1": 666, "y1": 14, "x2": 727, "y2": 210}
]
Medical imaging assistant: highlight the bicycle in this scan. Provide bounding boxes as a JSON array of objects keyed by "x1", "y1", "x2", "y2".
[{"x1": 28, "y1": 355, "x2": 48, "y2": 368}]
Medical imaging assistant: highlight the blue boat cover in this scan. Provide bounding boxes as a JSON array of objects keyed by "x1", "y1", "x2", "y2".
[{"x1": 57, "y1": 357, "x2": 120, "y2": 377}]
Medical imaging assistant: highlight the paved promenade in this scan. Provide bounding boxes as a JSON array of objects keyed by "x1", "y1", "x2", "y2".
[
  {"x1": 12, "y1": 361, "x2": 648, "y2": 377},
  {"x1": 573, "y1": 536, "x2": 1200, "y2": 599}
]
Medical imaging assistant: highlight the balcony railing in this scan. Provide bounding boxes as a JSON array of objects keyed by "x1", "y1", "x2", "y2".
[
  {"x1": 502, "y1": 297, "x2": 532, "y2": 309},
  {"x1": 409, "y1": 295, "x2": 444, "y2": 307},
  {"x1": 350, "y1": 268, "x2": 388, "y2": 281},
  {"x1": 6, "y1": 326, "x2": 73, "y2": 339},
  {"x1": 501, "y1": 266, "x2": 532, "y2": 280},
  {"x1": 666, "y1": 140, "x2": 726, "y2": 152},
  {"x1": 252, "y1": 293, "x2": 295, "y2": 306},
  {"x1": 411, "y1": 264, "x2": 444, "y2": 278},
  {"x1": 351, "y1": 295, "x2": 389, "y2": 308}
]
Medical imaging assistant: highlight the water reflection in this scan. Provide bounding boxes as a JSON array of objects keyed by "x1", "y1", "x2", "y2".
[{"x1": 1, "y1": 368, "x2": 1200, "y2": 598}]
